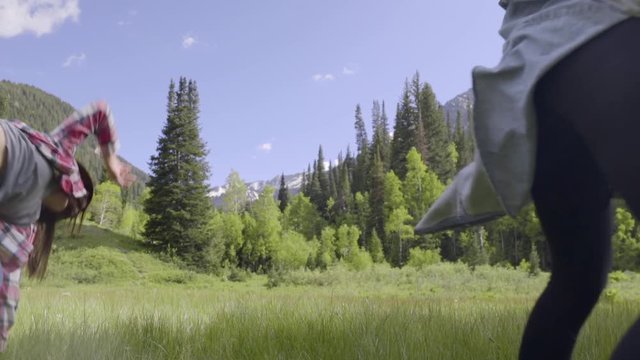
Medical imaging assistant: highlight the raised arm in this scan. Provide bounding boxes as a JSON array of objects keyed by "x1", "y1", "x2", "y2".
[
  {"x1": 50, "y1": 101, "x2": 118, "y2": 156},
  {"x1": 51, "y1": 101, "x2": 134, "y2": 187}
]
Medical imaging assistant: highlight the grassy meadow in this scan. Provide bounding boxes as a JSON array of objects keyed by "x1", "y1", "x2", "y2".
[{"x1": 3, "y1": 224, "x2": 639, "y2": 359}]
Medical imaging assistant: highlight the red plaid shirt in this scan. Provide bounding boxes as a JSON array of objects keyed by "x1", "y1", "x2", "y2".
[
  {"x1": 13, "y1": 101, "x2": 119, "y2": 198},
  {"x1": 0, "y1": 101, "x2": 118, "y2": 349}
]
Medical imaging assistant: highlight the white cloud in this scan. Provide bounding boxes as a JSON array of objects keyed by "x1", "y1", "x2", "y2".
[
  {"x1": 343, "y1": 63, "x2": 359, "y2": 75},
  {"x1": 62, "y1": 53, "x2": 86, "y2": 67},
  {"x1": 0, "y1": 0, "x2": 80, "y2": 38},
  {"x1": 258, "y1": 143, "x2": 272, "y2": 152},
  {"x1": 182, "y1": 35, "x2": 197, "y2": 49},
  {"x1": 312, "y1": 73, "x2": 335, "y2": 82}
]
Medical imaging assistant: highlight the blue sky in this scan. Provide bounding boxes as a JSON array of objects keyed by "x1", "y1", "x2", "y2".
[{"x1": 0, "y1": 0, "x2": 504, "y2": 186}]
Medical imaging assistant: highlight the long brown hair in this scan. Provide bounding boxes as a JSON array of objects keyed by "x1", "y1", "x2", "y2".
[{"x1": 27, "y1": 163, "x2": 94, "y2": 279}]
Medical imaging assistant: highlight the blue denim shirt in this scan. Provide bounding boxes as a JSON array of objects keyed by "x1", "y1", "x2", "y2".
[{"x1": 416, "y1": 0, "x2": 638, "y2": 233}]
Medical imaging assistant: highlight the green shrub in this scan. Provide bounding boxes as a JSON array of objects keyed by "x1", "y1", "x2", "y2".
[
  {"x1": 345, "y1": 249, "x2": 373, "y2": 271},
  {"x1": 517, "y1": 259, "x2": 530, "y2": 273},
  {"x1": 407, "y1": 248, "x2": 441, "y2": 269},
  {"x1": 228, "y1": 267, "x2": 251, "y2": 283},
  {"x1": 273, "y1": 231, "x2": 313, "y2": 271}
]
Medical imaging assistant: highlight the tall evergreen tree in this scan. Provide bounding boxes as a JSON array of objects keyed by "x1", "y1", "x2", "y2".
[
  {"x1": 371, "y1": 100, "x2": 392, "y2": 176},
  {"x1": 328, "y1": 163, "x2": 338, "y2": 202},
  {"x1": 380, "y1": 101, "x2": 392, "y2": 171},
  {"x1": 309, "y1": 160, "x2": 323, "y2": 211},
  {"x1": 302, "y1": 164, "x2": 313, "y2": 196},
  {"x1": 453, "y1": 110, "x2": 473, "y2": 171},
  {"x1": 390, "y1": 81, "x2": 415, "y2": 179},
  {"x1": 353, "y1": 104, "x2": 369, "y2": 194},
  {"x1": 277, "y1": 173, "x2": 289, "y2": 213},
  {"x1": 317, "y1": 146, "x2": 329, "y2": 198},
  {"x1": 335, "y1": 157, "x2": 353, "y2": 223},
  {"x1": 368, "y1": 148, "x2": 386, "y2": 250},
  {"x1": 411, "y1": 72, "x2": 429, "y2": 163},
  {"x1": 144, "y1": 77, "x2": 213, "y2": 265},
  {"x1": 419, "y1": 82, "x2": 455, "y2": 182}
]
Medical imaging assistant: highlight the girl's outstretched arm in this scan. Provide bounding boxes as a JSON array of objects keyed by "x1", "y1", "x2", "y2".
[{"x1": 51, "y1": 101, "x2": 135, "y2": 187}]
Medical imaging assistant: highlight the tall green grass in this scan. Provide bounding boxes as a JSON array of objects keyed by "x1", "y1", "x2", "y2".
[
  {"x1": 7, "y1": 225, "x2": 639, "y2": 359},
  {"x1": 6, "y1": 286, "x2": 639, "y2": 360}
]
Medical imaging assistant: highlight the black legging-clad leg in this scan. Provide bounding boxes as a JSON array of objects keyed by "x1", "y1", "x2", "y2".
[{"x1": 521, "y1": 18, "x2": 640, "y2": 360}]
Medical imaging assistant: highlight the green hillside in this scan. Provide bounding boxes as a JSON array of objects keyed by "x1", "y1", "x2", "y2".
[{"x1": 22, "y1": 222, "x2": 218, "y2": 287}]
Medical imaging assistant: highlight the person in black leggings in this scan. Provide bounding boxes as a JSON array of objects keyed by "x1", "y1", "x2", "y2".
[{"x1": 520, "y1": 17, "x2": 640, "y2": 360}]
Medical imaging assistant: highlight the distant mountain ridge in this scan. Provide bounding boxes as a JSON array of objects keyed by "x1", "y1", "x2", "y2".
[
  {"x1": 443, "y1": 88, "x2": 474, "y2": 130},
  {"x1": 209, "y1": 173, "x2": 304, "y2": 207}
]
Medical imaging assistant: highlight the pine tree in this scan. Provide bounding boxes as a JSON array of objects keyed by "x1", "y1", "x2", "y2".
[
  {"x1": 411, "y1": 72, "x2": 429, "y2": 163},
  {"x1": 420, "y1": 82, "x2": 455, "y2": 182},
  {"x1": 368, "y1": 148, "x2": 385, "y2": 249},
  {"x1": 335, "y1": 157, "x2": 353, "y2": 222},
  {"x1": 454, "y1": 110, "x2": 473, "y2": 171},
  {"x1": 302, "y1": 164, "x2": 313, "y2": 196},
  {"x1": 277, "y1": 173, "x2": 289, "y2": 213},
  {"x1": 353, "y1": 104, "x2": 369, "y2": 194},
  {"x1": 371, "y1": 101, "x2": 382, "y2": 137},
  {"x1": 317, "y1": 146, "x2": 329, "y2": 198},
  {"x1": 371, "y1": 100, "x2": 392, "y2": 180},
  {"x1": 328, "y1": 163, "x2": 338, "y2": 203},
  {"x1": 391, "y1": 81, "x2": 415, "y2": 179},
  {"x1": 380, "y1": 101, "x2": 392, "y2": 171},
  {"x1": 144, "y1": 77, "x2": 213, "y2": 265}
]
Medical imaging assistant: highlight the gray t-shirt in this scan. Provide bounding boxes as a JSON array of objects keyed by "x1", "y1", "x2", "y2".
[{"x1": 0, "y1": 120, "x2": 54, "y2": 226}]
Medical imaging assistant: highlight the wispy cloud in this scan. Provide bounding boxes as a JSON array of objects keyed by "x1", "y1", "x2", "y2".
[
  {"x1": 342, "y1": 64, "x2": 359, "y2": 75},
  {"x1": 117, "y1": 9, "x2": 138, "y2": 26},
  {"x1": 312, "y1": 74, "x2": 335, "y2": 82},
  {"x1": 258, "y1": 143, "x2": 273, "y2": 152},
  {"x1": 62, "y1": 53, "x2": 86, "y2": 67},
  {"x1": 0, "y1": 0, "x2": 80, "y2": 38},
  {"x1": 182, "y1": 35, "x2": 197, "y2": 49}
]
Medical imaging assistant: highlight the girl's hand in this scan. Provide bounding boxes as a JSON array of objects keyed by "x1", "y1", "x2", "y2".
[{"x1": 102, "y1": 147, "x2": 136, "y2": 187}]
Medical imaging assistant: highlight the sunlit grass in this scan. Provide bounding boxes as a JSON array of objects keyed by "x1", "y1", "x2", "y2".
[
  {"x1": 3, "y1": 283, "x2": 637, "y2": 360},
  {"x1": 6, "y1": 226, "x2": 639, "y2": 359}
]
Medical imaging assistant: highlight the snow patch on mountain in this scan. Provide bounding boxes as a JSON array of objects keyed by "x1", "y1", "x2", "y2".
[{"x1": 209, "y1": 173, "x2": 304, "y2": 207}]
